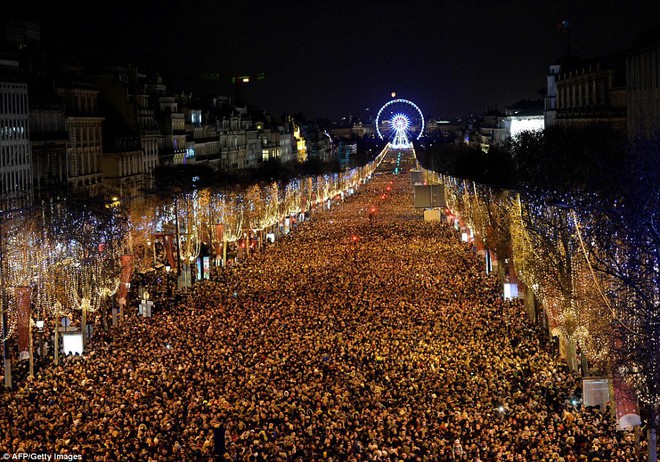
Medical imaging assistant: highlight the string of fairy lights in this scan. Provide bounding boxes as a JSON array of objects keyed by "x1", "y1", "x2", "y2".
[
  {"x1": 430, "y1": 167, "x2": 660, "y2": 410},
  {"x1": 0, "y1": 162, "x2": 379, "y2": 346}
]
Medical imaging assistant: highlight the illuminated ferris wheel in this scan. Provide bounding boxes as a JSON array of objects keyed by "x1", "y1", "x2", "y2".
[{"x1": 375, "y1": 98, "x2": 424, "y2": 149}]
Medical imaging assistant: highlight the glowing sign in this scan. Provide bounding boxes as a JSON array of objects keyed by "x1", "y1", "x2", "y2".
[
  {"x1": 509, "y1": 117, "x2": 544, "y2": 138},
  {"x1": 62, "y1": 333, "x2": 84, "y2": 356}
]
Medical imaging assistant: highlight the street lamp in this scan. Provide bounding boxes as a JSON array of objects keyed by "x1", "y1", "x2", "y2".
[
  {"x1": 53, "y1": 301, "x2": 62, "y2": 366},
  {"x1": 35, "y1": 320, "x2": 44, "y2": 358}
]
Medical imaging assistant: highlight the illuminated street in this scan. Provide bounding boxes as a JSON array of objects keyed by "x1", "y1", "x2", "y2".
[
  {"x1": 1, "y1": 1, "x2": 659, "y2": 459},
  {"x1": 0, "y1": 148, "x2": 644, "y2": 461}
]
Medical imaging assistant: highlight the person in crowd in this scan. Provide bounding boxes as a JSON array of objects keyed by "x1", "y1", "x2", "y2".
[{"x1": 0, "y1": 171, "x2": 647, "y2": 461}]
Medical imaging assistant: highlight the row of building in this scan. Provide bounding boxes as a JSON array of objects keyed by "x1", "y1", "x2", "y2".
[
  {"x1": 433, "y1": 27, "x2": 660, "y2": 152},
  {"x1": 3, "y1": 22, "x2": 658, "y2": 210},
  {"x1": 0, "y1": 21, "x2": 342, "y2": 212}
]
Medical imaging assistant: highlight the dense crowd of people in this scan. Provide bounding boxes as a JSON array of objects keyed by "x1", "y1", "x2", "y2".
[{"x1": 0, "y1": 153, "x2": 650, "y2": 461}]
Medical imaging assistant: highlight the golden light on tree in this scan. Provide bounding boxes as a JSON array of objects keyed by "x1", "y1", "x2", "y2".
[
  {"x1": 176, "y1": 192, "x2": 202, "y2": 285},
  {"x1": 244, "y1": 184, "x2": 266, "y2": 232},
  {"x1": 302, "y1": 177, "x2": 313, "y2": 214},
  {"x1": 284, "y1": 180, "x2": 302, "y2": 217},
  {"x1": 126, "y1": 196, "x2": 161, "y2": 273},
  {"x1": 220, "y1": 192, "x2": 244, "y2": 244},
  {"x1": 263, "y1": 182, "x2": 281, "y2": 229},
  {"x1": 508, "y1": 193, "x2": 616, "y2": 372}
]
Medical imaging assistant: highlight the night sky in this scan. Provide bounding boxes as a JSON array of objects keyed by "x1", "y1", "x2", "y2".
[{"x1": 7, "y1": 0, "x2": 660, "y2": 120}]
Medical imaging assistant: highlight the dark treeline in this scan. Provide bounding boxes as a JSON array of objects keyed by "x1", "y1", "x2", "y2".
[
  {"x1": 418, "y1": 125, "x2": 660, "y2": 452},
  {"x1": 153, "y1": 158, "x2": 340, "y2": 193},
  {"x1": 416, "y1": 125, "x2": 646, "y2": 196}
]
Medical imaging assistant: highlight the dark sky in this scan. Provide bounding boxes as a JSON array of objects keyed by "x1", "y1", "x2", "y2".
[{"x1": 7, "y1": 0, "x2": 660, "y2": 120}]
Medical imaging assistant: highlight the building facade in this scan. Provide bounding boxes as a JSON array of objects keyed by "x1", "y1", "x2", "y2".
[
  {"x1": 158, "y1": 97, "x2": 188, "y2": 166},
  {"x1": 101, "y1": 135, "x2": 144, "y2": 199},
  {"x1": 0, "y1": 57, "x2": 32, "y2": 210},
  {"x1": 56, "y1": 81, "x2": 105, "y2": 196},
  {"x1": 626, "y1": 32, "x2": 660, "y2": 139},
  {"x1": 554, "y1": 54, "x2": 627, "y2": 132},
  {"x1": 29, "y1": 98, "x2": 67, "y2": 198}
]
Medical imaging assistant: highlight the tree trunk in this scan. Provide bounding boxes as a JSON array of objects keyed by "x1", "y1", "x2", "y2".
[
  {"x1": 54, "y1": 321, "x2": 59, "y2": 366},
  {"x1": 81, "y1": 304, "x2": 87, "y2": 351},
  {"x1": 649, "y1": 407, "x2": 657, "y2": 462},
  {"x1": 28, "y1": 323, "x2": 33, "y2": 379},
  {"x1": 567, "y1": 337, "x2": 578, "y2": 372},
  {"x1": 580, "y1": 348, "x2": 590, "y2": 377},
  {"x1": 102, "y1": 298, "x2": 108, "y2": 330}
]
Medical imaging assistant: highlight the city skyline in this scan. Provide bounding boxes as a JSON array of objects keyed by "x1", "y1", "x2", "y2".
[{"x1": 5, "y1": 0, "x2": 660, "y2": 119}]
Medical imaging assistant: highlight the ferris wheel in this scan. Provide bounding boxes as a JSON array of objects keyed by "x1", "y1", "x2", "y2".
[{"x1": 375, "y1": 98, "x2": 425, "y2": 149}]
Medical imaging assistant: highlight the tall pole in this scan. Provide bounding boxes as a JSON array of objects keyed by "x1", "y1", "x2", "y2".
[
  {"x1": 174, "y1": 195, "x2": 182, "y2": 287},
  {"x1": 38, "y1": 327, "x2": 43, "y2": 359},
  {"x1": 28, "y1": 318, "x2": 33, "y2": 379},
  {"x1": 648, "y1": 412, "x2": 657, "y2": 462},
  {"x1": 151, "y1": 239, "x2": 157, "y2": 266},
  {"x1": 53, "y1": 302, "x2": 60, "y2": 366},
  {"x1": 54, "y1": 319, "x2": 59, "y2": 366},
  {"x1": 81, "y1": 300, "x2": 87, "y2": 351}
]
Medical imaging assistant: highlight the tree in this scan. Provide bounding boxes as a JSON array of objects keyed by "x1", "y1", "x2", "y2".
[
  {"x1": 125, "y1": 195, "x2": 162, "y2": 274},
  {"x1": 580, "y1": 133, "x2": 660, "y2": 460},
  {"x1": 510, "y1": 188, "x2": 606, "y2": 372},
  {"x1": 509, "y1": 125, "x2": 625, "y2": 193},
  {"x1": 51, "y1": 197, "x2": 127, "y2": 345}
]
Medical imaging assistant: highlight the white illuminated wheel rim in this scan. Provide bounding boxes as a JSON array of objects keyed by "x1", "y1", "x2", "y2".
[{"x1": 375, "y1": 98, "x2": 425, "y2": 148}]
